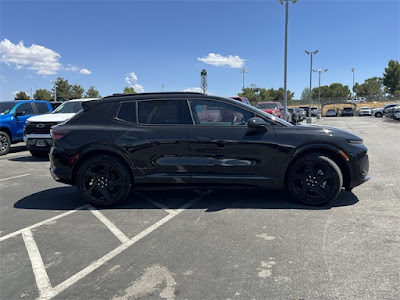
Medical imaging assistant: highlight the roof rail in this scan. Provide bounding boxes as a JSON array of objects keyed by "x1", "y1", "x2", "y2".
[{"x1": 103, "y1": 92, "x2": 204, "y2": 99}]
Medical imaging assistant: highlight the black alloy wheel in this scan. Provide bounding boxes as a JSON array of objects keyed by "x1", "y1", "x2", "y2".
[
  {"x1": 77, "y1": 155, "x2": 131, "y2": 206},
  {"x1": 0, "y1": 131, "x2": 11, "y2": 156},
  {"x1": 287, "y1": 154, "x2": 343, "y2": 206}
]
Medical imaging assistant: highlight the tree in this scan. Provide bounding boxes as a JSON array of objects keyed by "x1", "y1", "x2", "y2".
[
  {"x1": 312, "y1": 83, "x2": 350, "y2": 100},
  {"x1": 353, "y1": 77, "x2": 384, "y2": 99},
  {"x1": 84, "y1": 86, "x2": 101, "y2": 98},
  {"x1": 300, "y1": 88, "x2": 311, "y2": 101},
  {"x1": 123, "y1": 86, "x2": 136, "y2": 94},
  {"x1": 53, "y1": 77, "x2": 71, "y2": 101},
  {"x1": 70, "y1": 84, "x2": 84, "y2": 99},
  {"x1": 14, "y1": 91, "x2": 30, "y2": 100},
  {"x1": 33, "y1": 89, "x2": 52, "y2": 101},
  {"x1": 383, "y1": 60, "x2": 400, "y2": 95},
  {"x1": 239, "y1": 86, "x2": 294, "y2": 106}
]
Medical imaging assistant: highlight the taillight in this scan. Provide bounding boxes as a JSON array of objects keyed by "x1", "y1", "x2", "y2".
[{"x1": 51, "y1": 129, "x2": 69, "y2": 140}]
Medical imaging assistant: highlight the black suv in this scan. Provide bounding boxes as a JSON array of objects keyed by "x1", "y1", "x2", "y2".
[
  {"x1": 341, "y1": 107, "x2": 354, "y2": 116},
  {"x1": 50, "y1": 92, "x2": 370, "y2": 207}
]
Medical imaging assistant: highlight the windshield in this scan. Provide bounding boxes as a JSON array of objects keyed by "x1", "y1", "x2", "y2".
[
  {"x1": 258, "y1": 103, "x2": 277, "y2": 109},
  {"x1": 0, "y1": 102, "x2": 17, "y2": 115},
  {"x1": 53, "y1": 101, "x2": 83, "y2": 114}
]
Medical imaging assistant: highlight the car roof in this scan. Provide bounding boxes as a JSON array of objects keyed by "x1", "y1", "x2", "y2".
[{"x1": 65, "y1": 98, "x2": 100, "y2": 102}]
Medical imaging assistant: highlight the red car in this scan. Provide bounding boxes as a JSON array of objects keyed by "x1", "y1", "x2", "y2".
[{"x1": 257, "y1": 102, "x2": 283, "y2": 118}]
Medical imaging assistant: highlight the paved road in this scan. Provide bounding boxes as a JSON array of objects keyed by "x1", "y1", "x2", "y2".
[{"x1": 0, "y1": 117, "x2": 399, "y2": 300}]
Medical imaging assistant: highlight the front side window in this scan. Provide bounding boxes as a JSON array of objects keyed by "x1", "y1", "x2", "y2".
[
  {"x1": 15, "y1": 103, "x2": 34, "y2": 115},
  {"x1": 53, "y1": 101, "x2": 83, "y2": 114},
  {"x1": 189, "y1": 100, "x2": 254, "y2": 126},
  {"x1": 138, "y1": 100, "x2": 191, "y2": 125}
]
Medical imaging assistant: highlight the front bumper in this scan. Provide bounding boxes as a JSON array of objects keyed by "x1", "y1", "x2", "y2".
[{"x1": 25, "y1": 138, "x2": 52, "y2": 152}]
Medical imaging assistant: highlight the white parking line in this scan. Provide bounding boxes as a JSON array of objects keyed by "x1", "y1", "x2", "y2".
[
  {"x1": 37, "y1": 190, "x2": 212, "y2": 300},
  {"x1": 136, "y1": 192, "x2": 179, "y2": 214},
  {"x1": 0, "y1": 205, "x2": 89, "y2": 242},
  {"x1": 22, "y1": 229, "x2": 54, "y2": 299},
  {"x1": 0, "y1": 174, "x2": 30, "y2": 182},
  {"x1": 87, "y1": 205, "x2": 130, "y2": 244}
]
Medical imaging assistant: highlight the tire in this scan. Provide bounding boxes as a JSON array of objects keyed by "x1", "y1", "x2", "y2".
[
  {"x1": 287, "y1": 154, "x2": 343, "y2": 206},
  {"x1": 77, "y1": 155, "x2": 132, "y2": 207},
  {"x1": 375, "y1": 112, "x2": 383, "y2": 118},
  {"x1": 0, "y1": 131, "x2": 11, "y2": 156}
]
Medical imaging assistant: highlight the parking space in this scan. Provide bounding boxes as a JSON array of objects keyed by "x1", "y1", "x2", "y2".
[{"x1": 1, "y1": 117, "x2": 399, "y2": 300}]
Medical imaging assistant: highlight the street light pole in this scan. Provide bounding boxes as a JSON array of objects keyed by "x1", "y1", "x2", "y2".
[
  {"x1": 351, "y1": 68, "x2": 355, "y2": 99},
  {"x1": 313, "y1": 69, "x2": 328, "y2": 118},
  {"x1": 240, "y1": 68, "x2": 248, "y2": 91},
  {"x1": 278, "y1": 0, "x2": 297, "y2": 121},
  {"x1": 49, "y1": 80, "x2": 57, "y2": 102},
  {"x1": 305, "y1": 50, "x2": 318, "y2": 123}
]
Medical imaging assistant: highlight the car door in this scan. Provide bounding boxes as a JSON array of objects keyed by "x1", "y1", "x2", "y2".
[
  {"x1": 109, "y1": 99, "x2": 192, "y2": 186},
  {"x1": 14, "y1": 102, "x2": 35, "y2": 140},
  {"x1": 187, "y1": 99, "x2": 280, "y2": 188}
]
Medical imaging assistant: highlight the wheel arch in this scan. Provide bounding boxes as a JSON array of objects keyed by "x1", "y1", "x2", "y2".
[
  {"x1": 0, "y1": 127, "x2": 12, "y2": 143},
  {"x1": 283, "y1": 145, "x2": 351, "y2": 190},
  {"x1": 71, "y1": 147, "x2": 134, "y2": 186}
]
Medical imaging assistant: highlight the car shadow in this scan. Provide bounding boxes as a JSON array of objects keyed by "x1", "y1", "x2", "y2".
[
  {"x1": 14, "y1": 187, "x2": 359, "y2": 211},
  {"x1": 8, "y1": 144, "x2": 27, "y2": 154},
  {"x1": 8, "y1": 155, "x2": 49, "y2": 162}
]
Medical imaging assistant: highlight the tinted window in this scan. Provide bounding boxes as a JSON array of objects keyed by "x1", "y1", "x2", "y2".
[
  {"x1": 53, "y1": 101, "x2": 83, "y2": 114},
  {"x1": 138, "y1": 100, "x2": 191, "y2": 125},
  {"x1": 118, "y1": 102, "x2": 137, "y2": 123},
  {"x1": 0, "y1": 102, "x2": 16, "y2": 115},
  {"x1": 258, "y1": 103, "x2": 278, "y2": 109},
  {"x1": 15, "y1": 103, "x2": 34, "y2": 114},
  {"x1": 35, "y1": 102, "x2": 51, "y2": 114},
  {"x1": 190, "y1": 100, "x2": 254, "y2": 126}
]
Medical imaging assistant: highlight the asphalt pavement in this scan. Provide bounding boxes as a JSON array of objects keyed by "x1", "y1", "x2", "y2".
[{"x1": 0, "y1": 116, "x2": 399, "y2": 300}]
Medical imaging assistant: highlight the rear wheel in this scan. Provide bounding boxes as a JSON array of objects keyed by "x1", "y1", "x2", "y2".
[
  {"x1": 0, "y1": 131, "x2": 11, "y2": 156},
  {"x1": 375, "y1": 112, "x2": 383, "y2": 117},
  {"x1": 287, "y1": 154, "x2": 343, "y2": 206},
  {"x1": 77, "y1": 155, "x2": 132, "y2": 207}
]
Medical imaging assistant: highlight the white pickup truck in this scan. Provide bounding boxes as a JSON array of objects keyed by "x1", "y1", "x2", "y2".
[
  {"x1": 23, "y1": 98, "x2": 98, "y2": 156},
  {"x1": 372, "y1": 103, "x2": 399, "y2": 118}
]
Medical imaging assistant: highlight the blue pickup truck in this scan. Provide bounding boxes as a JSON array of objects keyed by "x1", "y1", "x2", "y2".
[{"x1": 0, "y1": 100, "x2": 53, "y2": 155}]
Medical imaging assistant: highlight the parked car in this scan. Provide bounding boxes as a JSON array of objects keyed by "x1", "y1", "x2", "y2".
[
  {"x1": 341, "y1": 107, "x2": 354, "y2": 116},
  {"x1": 49, "y1": 92, "x2": 370, "y2": 207},
  {"x1": 298, "y1": 106, "x2": 318, "y2": 117},
  {"x1": 295, "y1": 108, "x2": 307, "y2": 121},
  {"x1": 326, "y1": 109, "x2": 338, "y2": 117},
  {"x1": 257, "y1": 102, "x2": 283, "y2": 118},
  {"x1": 229, "y1": 96, "x2": 251, "y2": 106},
  {"x1": 372, "y1": 103, "x2": 398, "y2": 117},
  {"x1": 288, "y1": 108, "x2": 300, "y2": 123},
  {"x1": 49, "y1": 101, "x2": 64, "y2": 110},
  {"x1": 24, "y1": 98, "x2": 98, "y2": 156},
  {"x1": 358, "y1": 107, "x2": 372, "y2": 116},
  {"x1": 347, "y1": 97, "x2": 367, "y2": 104},
  {"x1": 386, "y1": 105, "x2": 400, "y2": 120},
  {"x1": 0, "y1": 100, "x2": 53, "y2": 155}
]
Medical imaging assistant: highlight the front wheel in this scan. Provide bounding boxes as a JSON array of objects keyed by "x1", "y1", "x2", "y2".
[
  {"x1": 375, "y1": 112, "x2": 383, "y2": 118},
  {"x1": 287, "y1": 154, "x2": 343, "y2": 206},
  {"x1": 0, "y1": 131, "x2": 11, "y2": 156},
  {"x1": 77, "y1": 155, "x2": 132, "y2": 207}
]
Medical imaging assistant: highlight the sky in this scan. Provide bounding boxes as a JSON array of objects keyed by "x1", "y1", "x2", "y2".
[{"x1": 0, "y1": 0, "x2": 399, "y2": 100}]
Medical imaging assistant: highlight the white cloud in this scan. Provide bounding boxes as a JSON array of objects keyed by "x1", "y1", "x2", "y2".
[
  {"x1": 132, "y1": 83, "x2": 144, "y2": 93},
  {"x1": 125, "y1": 72, "x2": 138, "y2": 85},
  {"x1": 197, "y1": 53, "x2": 245, "y2": 68},
  {"x1": 0, "y1": 39, "x2": 91, "y2": 76},
  {"x1": 182, "y1": 87, "x2": 204, "y2": 93},
  {"x1": 0, "y1": 39, "x2": 61, "y2": 75},
  {"x1": 80, "y1": 68, "x2": 91, "y2": 75}
]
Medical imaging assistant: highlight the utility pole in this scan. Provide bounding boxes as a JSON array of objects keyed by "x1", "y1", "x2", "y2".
[
  {"x1": 313, "y1": 69, "x2": 328, "y2": 118},
  {"x1": 305, "y1": 50, "x2": 318, "y2": 123},
  {"x1": 201, "y1": 69, "x2": 208, "y2": 94},
  {"x1": 240, "y1": 68, "x2": 248, "y2": 90}
]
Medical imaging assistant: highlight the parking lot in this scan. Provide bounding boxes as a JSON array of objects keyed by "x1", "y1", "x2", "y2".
[{"x1": 0, "y1": 116, "x2": 399, "y2": 300}]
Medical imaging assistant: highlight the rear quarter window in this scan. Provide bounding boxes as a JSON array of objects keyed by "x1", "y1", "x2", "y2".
[{"x1": 35, "y1": 102, "x2": 51, "y2": 114}]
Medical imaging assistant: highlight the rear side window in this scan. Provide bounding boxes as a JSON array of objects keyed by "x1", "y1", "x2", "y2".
[
  {"x1": 138, "y1": 100, "x2": 191, "y2": 125},
  {"x1": 35, "y1": 102, "x2": 51, "y2": 114},
  {"x1": 118, "y1": 102, "x2": 137, "y2": 123}
]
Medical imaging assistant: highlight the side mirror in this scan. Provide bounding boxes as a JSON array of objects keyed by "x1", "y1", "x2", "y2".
[
  {"x1": 247, "y1": 117, "x2": 268, "y2": 130},
  {"x1": 14, "y1": 111, "x2": 25, "y2": 117}
]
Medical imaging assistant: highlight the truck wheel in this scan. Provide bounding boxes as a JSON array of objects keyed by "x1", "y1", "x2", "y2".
[{"x1": 0, "y1": 131, "x2": 11, "y2": 156}]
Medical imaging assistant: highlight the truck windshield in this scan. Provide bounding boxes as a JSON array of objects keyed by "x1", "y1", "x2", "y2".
[
  {"x1": 0, "y1": 102, "x2": 17, "y2": 115},
  {"x1": 53, "y1": 101, "x2": 83, "y2": 114}
]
